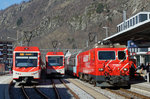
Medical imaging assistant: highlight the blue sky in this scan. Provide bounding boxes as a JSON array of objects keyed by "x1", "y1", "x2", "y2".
[{"x1": 0, "y1": 0, "x2": 29, "y2": 10}]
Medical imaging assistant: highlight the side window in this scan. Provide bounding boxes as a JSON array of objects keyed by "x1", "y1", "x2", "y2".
[{"x1": 118, "y1": 51, "x2": 126, "y2": 60}]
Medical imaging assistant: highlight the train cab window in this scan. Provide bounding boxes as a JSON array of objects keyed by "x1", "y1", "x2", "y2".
[
  {"x1": 118, "y1": 51, "x2": 126, "y2": 60},
  {"x1": 48, "y1": 56, "x2": 63, "y2": 66},
  {"x1": 139, "y1": 14, "x2": 147, "y2": 22},
  {"x1": 98, "y1": 51, "x2": 115, "y2": 60},
  {"x1": 15, "y1": 53, "x2": 38, "y2": 67}
]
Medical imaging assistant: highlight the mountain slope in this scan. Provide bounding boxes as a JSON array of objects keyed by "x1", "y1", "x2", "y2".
[{"x1": 0, "y1": 0, "x2": 150, "y2": 49}]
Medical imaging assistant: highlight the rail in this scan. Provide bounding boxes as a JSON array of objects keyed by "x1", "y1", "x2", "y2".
[
  {"x1": 33, "y1": 85, "x2": 50, "y2": 99},
  {"x1": 59, "y1": 79, "x2": 80, "y2": 99},
  {"x1": 51, "y1": 79, "x2": 61, "y2": 99},
  {"x1": 120, "y1": 88, "x2": 150, "y2": 99},
  {"x1": 21, "y1": 85, "x2": 30, "y2": 99},
  {"x1": 105, "y1": 88, "x2": 130, "y2": 99}
]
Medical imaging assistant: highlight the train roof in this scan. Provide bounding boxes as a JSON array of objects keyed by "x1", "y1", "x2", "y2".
[
  {"x1": 14, "y1": 46, "x2": 40, "y2": 52},
  {"x1": 46, "y1": 52, "x2": 64, "y2": 56},
  {"x1": 82, "y1": 42, "x2": 126, "y2": 52}
]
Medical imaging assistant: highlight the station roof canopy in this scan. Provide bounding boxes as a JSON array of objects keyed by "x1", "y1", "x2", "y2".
[{"x1": 104, "y1": 13, "x2": 150, "y2": 45}]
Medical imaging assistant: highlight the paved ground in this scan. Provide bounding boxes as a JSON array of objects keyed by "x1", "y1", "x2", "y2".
[{"x1": 0, "y1": 73, "x2": 12, "y2": 99}]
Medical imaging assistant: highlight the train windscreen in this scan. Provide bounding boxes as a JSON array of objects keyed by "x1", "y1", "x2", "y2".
[
  {"x1": 48, "y1": 56, "x2": 63, "y2": 66},
  {"x1": 98, "y1": 51, "x2": 115, "y2": 60},
  {"x1": 15, "y1": 53, "x2": 38, "y2": 67},
  {"x1": 118, "y1": 51, "x2": 126, "y2": 60}
]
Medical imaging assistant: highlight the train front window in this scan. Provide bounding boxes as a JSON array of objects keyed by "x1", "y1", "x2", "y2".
[
  {"x1": 48, "y1": 56, "x2": 63, "y2": 66},
  {"x1": 118, "y1": 51, "x2": 126, "y2": 60},
  {"x1": 15, "y1": 53, "x2": 38, "y2": 67},
  {"x1": 98, "y1": 51, "x2": 115, "y2": 60}
]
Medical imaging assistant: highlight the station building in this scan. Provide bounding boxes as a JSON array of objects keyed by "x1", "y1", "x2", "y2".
[
  {"x1": 0, "y1": 41, "x2": 13, "y2": 70},
  {"x1": 104, "y1": 12, "x2": 150, "y2": 67}
]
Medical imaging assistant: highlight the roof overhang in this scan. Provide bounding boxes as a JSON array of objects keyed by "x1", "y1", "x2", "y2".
[{"x1": 103, "y1": 20, "x2": 150, "y2": 44}]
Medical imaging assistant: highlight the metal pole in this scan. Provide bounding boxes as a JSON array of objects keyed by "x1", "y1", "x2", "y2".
[
  {"x1": 95, "y1": 33, "x2": 98, "y2": 43},
  {"x1": 103, "y1": 27, "x2": 108, "y2": 38},
  {"x1": 123, "y1": 10, "x2": 126, "y2": 29},
  {"x1": 86, "y1": 40, "x2": 88, "y2": 47}
]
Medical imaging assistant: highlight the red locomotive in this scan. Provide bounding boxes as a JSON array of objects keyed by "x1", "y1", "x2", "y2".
[
  {"x1": 46, "y1": 52, "x2": 65, "y2": 77},
  {"x1": 66, "y1": 44, "x2": 131, "y2": 88},
  {"x1": 13, "y1": 46, "x2": 41, "y2": 83}
]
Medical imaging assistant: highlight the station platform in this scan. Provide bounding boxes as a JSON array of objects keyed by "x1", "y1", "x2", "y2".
[{"x1": 0, "y1": 74, "x2": 12, "y2": 99}]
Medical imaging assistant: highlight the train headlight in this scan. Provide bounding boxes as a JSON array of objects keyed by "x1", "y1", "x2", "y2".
[
  {"x1": 32, "y1": 72, "x2": 38, "y2": 75},
  {"x1": 99, "y1": 68, "x2": 104, "y2": 72},
  {"x1": 123, "y1": 68, "x2": 128, "y2": 71},
  {"x1": 16, "y1": 73, "x2": 21, "y2": 75}
]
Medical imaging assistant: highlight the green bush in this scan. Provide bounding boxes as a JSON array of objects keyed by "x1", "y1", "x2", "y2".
[
  {"x1": 17, "y1": 17, "x2": 23, "y2": 26},
  {"x1": 96, "y1": 3, "x2": 104, "y2": 14},
  {"x1": 72, "y1": 43, "x2": 77, "y2": 49}
]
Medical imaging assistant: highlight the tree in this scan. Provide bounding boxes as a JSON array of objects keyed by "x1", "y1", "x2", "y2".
[{"x1": 17, "y1": 17, "x2": 23, "y2": 26}]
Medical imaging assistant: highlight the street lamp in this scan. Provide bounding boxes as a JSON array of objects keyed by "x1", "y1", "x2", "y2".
[{"x1": 103, "y1": 27, "x2": 108, "y2": 38}]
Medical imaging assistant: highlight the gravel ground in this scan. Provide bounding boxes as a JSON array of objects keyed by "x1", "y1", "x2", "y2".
[
  {"x1": 53, "y1": 79, "x2": 74, "y2": 99},
  {"x1": 63, "y1": 78, "x2": 94, "y2": 99},
  {"x1": 70, "y1": 78, "x2": 125, "y2": 99},
  {"x1": 130, "y1": 82, "x2": 150, "y2": 97},
  {"x1": 37, "y1": 79, "x2": 56, "y2": 99}
]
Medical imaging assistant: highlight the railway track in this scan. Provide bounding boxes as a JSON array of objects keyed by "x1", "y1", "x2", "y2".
[
  {"x1": 71, "y1": 78, "x2": 150, "y2": 99},
  {"x1": 51, "y1": 79, "x2": 80, "y2": 99},
  {"x1": 105, "y1": 88, "x2": 150, "y2": 99},
  {"x1": 21, "y1": 85, "x2": 30, "y2": 99},
  {"x1": 51, "y1": 79, "x2": 61, "y2": 99},
  {"x1": 120, "y1": 88, "x2": 150, "y2": 99},
  {"x1": 68, "y1": 78, "x2": 108, "y2": 99},
  {"x1": 21, "y1": 85, "x2": 50, "y2": 99}
]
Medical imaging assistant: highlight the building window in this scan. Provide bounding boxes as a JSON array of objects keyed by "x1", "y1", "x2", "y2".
[
  {"x1": 130, "y1": 19, "x2": 132, "y2": 26},
  {"x1": 3, "y1": 46, "x2": 7, "y2": 50},
  {"x1": 139, "y1": 14, "x2": 147, "y2": 22},
  {"x1": 3, "y1": 51, "x2": 7, "y2": 54},
  {"x1": 136, "y1": 16, "x2": 138, "y2": 24},
  {"x1": 128, "y1": 21, "x2": 129, "y2": 28},
  {"x1": 3, "y1": 55, "x2": 7, "y2": 59},
  {"x1": 133, "y1": 17, "x2": 135, "y2": 25}
]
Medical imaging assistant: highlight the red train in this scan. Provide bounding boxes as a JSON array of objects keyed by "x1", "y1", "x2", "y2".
[
  {"x1": 13, "y1": 46, "x2": 42, "y2": 83},
  {"x1": 46, "y1": 52, "x2": 65, "y2": 77},
  {"x1": 66, "y1": 44, "x2": 131, "y2": 88}
]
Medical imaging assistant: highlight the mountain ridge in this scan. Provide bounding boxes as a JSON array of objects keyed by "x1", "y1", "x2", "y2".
[{"x1": 0, "y1": 0, "x2": 150, "y2": 49}]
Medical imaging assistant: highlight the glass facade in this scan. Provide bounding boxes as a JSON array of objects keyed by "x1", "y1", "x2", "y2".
[{"x1": 139, "y1": 14, "x2": 147, "y2": 22}]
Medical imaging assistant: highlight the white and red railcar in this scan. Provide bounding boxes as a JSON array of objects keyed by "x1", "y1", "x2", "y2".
[
  {"x1": 66, "y1": 44, "x2": 131, "y2": 87},
  {"x1": 46, "y1": 52, "x2": 65, "y2": 77},
  {"x1": 13, "y1": 46, "x2": 41, "y2": 83}
]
